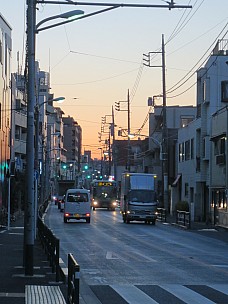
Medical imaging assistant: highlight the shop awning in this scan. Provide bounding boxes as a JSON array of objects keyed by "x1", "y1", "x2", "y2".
[{"x1": 172, "y1": 174, "x2": 182, "y2": 187}]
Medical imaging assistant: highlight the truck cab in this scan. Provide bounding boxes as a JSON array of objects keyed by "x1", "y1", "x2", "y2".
[{"x1": 120, "y1": 173, "x2": 158, "y2": 225}]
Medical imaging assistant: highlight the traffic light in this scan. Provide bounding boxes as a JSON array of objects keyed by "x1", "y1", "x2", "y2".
[
  {"x1": 84, "y1": 164, "x2": 88, "y2": 170},
  {"x1": 115, "y1": 101, "x2": 120, "y2": 111}
]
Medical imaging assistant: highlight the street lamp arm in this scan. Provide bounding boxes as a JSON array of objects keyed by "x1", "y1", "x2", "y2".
[
  {"x1": 36, "y1": 97, "x2": 65, "y2": 110},
  {"x1": 36, "y1": 9, "x2": 84, "y2": 30},
  {"x1": 36, "y1": 6, "x2": 120, "y2": 33},
  {"x1": 37, "y1": 1, "x2": 192, "y2": 10}
]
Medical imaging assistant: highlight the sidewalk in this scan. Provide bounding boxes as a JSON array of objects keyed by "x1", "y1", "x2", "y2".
[
  {"x1": 166, "y1": 214, "x2": 228, "y2": 245},
  {"x1": 0, "y1": 214, "x2": 67, "y2": 304}
]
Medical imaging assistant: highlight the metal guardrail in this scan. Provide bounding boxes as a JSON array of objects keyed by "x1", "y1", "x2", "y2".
[
  {"x1": 156, "y1": 208, "x2": 167, "y2": 222},
  {"x1": 176, "y1": 210, "x2": 191, "y2": 229},
  {"x1": 68, "y1": 253, "x2": 80, "y2": 304},
  {"x1": 37, "y1": 216, "x2": 61, "y2": 282},
  {"x1": 37, "y1": 201, "x2": 81, "y2": 303}
]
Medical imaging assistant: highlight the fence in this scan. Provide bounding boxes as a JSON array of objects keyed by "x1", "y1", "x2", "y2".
[
  {"x1": 68, "y1": 254, "x2": 80, "y2": 304},
  {"x1": 37, "y1": 215, "x2": 62, "y2": 282},
  {"x1": 37, "y1": 201, "x2": 80, "y2": 303},
  {"x1": 156, "y1": 208, "x2": 167, "y2": 222},
  {"x1": 176, "y1": 210, "x2": 191, "y2": 229}
]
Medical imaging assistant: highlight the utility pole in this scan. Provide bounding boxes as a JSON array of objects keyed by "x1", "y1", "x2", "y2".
[
  {"x1": 111, "y1": 105, "x2": 117, "y2": 180},
  {"x1": 115, "y1": 89, "x2": 131, "y2": 171},
  {"x1": 143, "y1": 34, "x2": 169, "y2": 211},
  {"x1": 127, "y1": 89, "x2": 130, "y2": 172},
  {"x1": 161, "y1": 34, "x2": 169, "y2": 211},
  {"x1": 25, "y1": 0, "x2": 36, "y2": 275}
]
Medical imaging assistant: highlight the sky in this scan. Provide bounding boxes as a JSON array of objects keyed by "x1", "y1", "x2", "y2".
[{"x1": 1, "y1": 1, "x2": 228, "y2": 158}]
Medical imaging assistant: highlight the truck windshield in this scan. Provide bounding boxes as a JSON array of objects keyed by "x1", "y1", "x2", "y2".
[{"x1": 129, "y1": 190, "x2": 156, "y2": 203}]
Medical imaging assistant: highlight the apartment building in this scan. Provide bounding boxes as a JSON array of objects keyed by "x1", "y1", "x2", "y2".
[
  {"x1": 149, "y1": 105, "x2": 197, "y2": 206},
  {"x1": 0, "y1": 14, "x2": 11, "y2": 211},
  {"x1": 62, "y1": 116, "x2": 82, "y2": 178},
  {"x1": 173, "y1": 39, "x2": 228, "y2": 224}
]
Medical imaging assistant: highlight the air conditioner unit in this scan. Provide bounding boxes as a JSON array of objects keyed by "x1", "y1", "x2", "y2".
[{"x1": 216, "y1": 154, "x2": 225, "y2": 165}]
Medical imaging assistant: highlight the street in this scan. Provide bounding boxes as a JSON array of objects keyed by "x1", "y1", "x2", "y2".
[{"x1": 45, "y1": 203, "x2": 228, "y2": 304}]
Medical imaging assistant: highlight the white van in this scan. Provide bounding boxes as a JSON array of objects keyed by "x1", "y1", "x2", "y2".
[{"x1": 64, "y1": 189, "x2": 91, "y2": 223}]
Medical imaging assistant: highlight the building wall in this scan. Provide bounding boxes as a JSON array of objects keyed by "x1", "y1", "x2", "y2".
[
  {"x1": 210, "y1": 106, "x2": 228, "y2": 226},
  {"x1": 149, "y1": 105, "x2": 197, "y2": 208},
  {"x1": 174, "y1": 39, "x2": 228, "y2": 223},
  {"x1": 0, "y1": 15, "x2": 11, "y2": 209},
  {"x1": 63, "y1": 116, "x2": 81, "y2": 177}
]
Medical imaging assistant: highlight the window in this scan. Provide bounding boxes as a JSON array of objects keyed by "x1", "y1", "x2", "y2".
[
  {"x1": 214, "y1": 137, "x2": 226, "y2": 156},
  {"x1": 15, "y1": 126, "x2": 20, "y2": 140},
  {"x1": 191, "y1": 138, "x2": 194, "y2": 159},
  {"x1": 180, "y1": 116, "x2": 195, "y2": 128},
  {"x1": 0, "y1": 39, "x2": 2, "y2": 64},
  {"x1": 185, "y1": 183, "x2": 189, "y2": 197},
  {"x1": 185, "y1": 140, "x2": 190, "y2": 161},
  {"x1": 203, "y1": 78, "x2": 210, "y2": 103},
  {"x1": 179, "y1": 143, "x2": 185, "y2": 162},
  {"x1": 5, "y1": 34, "x2": 7, "y2": 76},
  {"x1": 221, "y1": 81, "x2": 228, "y2": 102}
]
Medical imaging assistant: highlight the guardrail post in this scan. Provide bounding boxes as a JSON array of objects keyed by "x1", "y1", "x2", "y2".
[
  {"x1": 56, "y1": 238, "x2": 60, "y2": 282},
  {"x1": 68, "y1": 253, "x2": 80, "y2": 304}
]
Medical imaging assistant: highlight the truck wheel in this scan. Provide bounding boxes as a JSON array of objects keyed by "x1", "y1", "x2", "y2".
[
  {"x1": 86, "y1": 218, "x2": 90, "y2": 223},
  {"x1": 64, "y1": 217, "x2": 67, "y2": 223}
]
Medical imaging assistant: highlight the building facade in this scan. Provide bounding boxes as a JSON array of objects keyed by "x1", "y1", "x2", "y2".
[
  {"x1": 173, "y1": 39, "x2": 228, "y2": 224},
  {"x1": 149, "y1": 105, "x2": 197, "y2": 208},
  {"x1": 62, "y1": 116, "x2": 82, "y2": 180},
  {"x1": 0, "y1": 14, "x2": 11, "y2": 214}
]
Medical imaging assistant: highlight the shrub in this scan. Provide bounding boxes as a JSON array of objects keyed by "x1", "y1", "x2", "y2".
[{"x1": 175, "y1": 200, "x2": 189, "y2": 212}]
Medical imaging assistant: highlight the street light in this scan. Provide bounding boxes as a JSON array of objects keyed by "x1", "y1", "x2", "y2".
[
  {"x1": 26, "y1": 0, "x2": 192, "y2": 278},
  {"x1": 36, "y1": 10, "x2": 84, "y2": 31}
]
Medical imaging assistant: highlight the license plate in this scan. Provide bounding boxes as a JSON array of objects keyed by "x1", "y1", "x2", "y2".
[{"x1": 74, "y1": 213, "x2": 80, "y2": 218}]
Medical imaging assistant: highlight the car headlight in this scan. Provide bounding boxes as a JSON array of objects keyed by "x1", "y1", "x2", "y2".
[{"x1": 93, "y1": 201, "x2": 98, "y2": 205}]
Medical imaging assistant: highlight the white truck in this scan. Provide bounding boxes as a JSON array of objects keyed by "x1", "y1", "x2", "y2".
[{"x1": 120, "y1": 173, "x2": 158, "y2": 225}]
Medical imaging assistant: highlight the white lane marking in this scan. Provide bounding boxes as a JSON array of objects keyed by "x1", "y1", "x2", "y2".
[
  {"x1": 106, "y1": 251, "x2": 119, "y2": 259},
  {"x1": 208, "y1": 284, "x2": 228, "y2": 295},
  {"x1": 160, "y1": 284, "x2": 216, "y2": 304},
  {"x1": 211, "y1": 265, "x2": 228, "y2": 268},
  {"x1": 111, "y1": 285, "x2": 159, "y2": 304},
  {"x1": 0, "y1": 292, "x2": 25, "y2": 297}
]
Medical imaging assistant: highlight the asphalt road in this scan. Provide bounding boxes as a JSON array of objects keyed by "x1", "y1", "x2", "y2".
[{"x1": 45, "y1": 203, "x2": 228, "y2": 304}]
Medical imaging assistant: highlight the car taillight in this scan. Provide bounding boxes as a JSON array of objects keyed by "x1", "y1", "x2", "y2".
[
  {"x1": 86, "y1": 213, "x2": 90, "y2": 217},
  {"x1": 65, "y1": 213, "x2": 70, "y2": 217}
]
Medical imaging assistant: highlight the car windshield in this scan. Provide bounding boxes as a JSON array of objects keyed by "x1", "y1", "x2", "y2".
[
  {"x1": 67, "y1": 193, "x2": 88, "y2": 203},
  {"x1": 128, "y1": 190, "x2": 156, "y2": 203}
]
